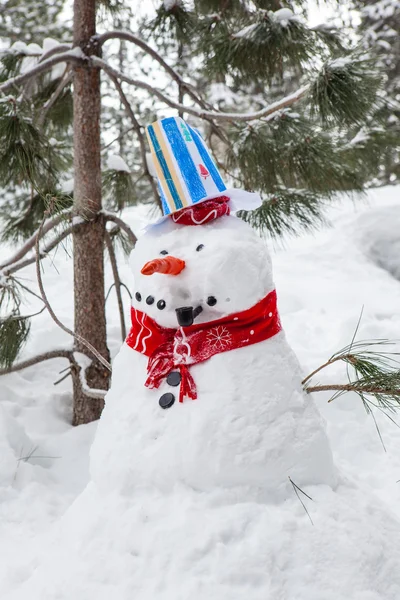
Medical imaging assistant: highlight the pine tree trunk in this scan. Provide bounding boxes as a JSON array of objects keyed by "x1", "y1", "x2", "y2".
[{"x1": 72, "y1": 0, "x2": 110, "y2": 426}]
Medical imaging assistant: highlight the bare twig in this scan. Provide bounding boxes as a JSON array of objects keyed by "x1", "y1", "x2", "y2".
[
  {"x1": 96, "y1": 31, "x2": 211, "y2": 111},
  {"x1": 93, "y1": 56, "x2": 309, "y2": 123},
  {"x1": 305, "y1": 383, "x2": 400, "y2": 399},
  {"x1": 3, "y1": 224, "x2": 74, "y2": 275},
  {"x1": 37, "y1": 68, "x2": 73, "y2": 130},
  {"x1": 302, "y1": 355, "x2": 344, "y2": 386},
  {"x1": 35, "y1": 207, "x2": 111, "y2": 371},
  {"x1": 0, "y1": 349, "x2": 73, "y2": 376},
  {"x1": 105, "y1": 231, "x2": 126, "y2": 340},
  {"x1": 0, "y1": 51, "x2": 85, "y2": 94},
  {"x1": 0, "y1": 211, "x2": 71, "y2": 270},
  {"x1": 102, "y1": 126, "x2": 135, "y2": 151},
  {"x1": 102, "y1": 211, "x2": 137, "y2": 246},
  {"x1": 106, "y1": 72, "x2": 161, "y2": 209},
  {"x1": 53, "y1": 370, "x2": 72, "y2": 386}
]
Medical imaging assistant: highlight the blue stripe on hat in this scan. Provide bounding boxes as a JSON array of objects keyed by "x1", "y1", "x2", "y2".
[
  {"x1": 157, "y1": 182, "x2": 170, "y2": 215},
  {"x1": 188, "y1": 125, "x2": 227, "y2": 195},
  {"x1": 147, "y1": 124, "x2": 183, "y2": 211},
  {"x1": 161, "y1": 118, "x2": 207, "y2": 204}
]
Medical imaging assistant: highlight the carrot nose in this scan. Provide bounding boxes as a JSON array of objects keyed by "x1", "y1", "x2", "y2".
[{"x1": 141, "y1": 256, "x2": 186, "y2": 276}]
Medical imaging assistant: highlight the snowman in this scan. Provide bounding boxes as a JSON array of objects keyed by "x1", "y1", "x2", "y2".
[
  {"x1": 8, "y1": 117, "x2": 400, "y2": 600},
  {"x1": 90, "y1": 116, "x2": 336, "y2": 500}
]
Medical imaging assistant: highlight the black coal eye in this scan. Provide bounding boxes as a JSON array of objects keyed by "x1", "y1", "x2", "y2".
[
  {"x1": 157, "y1": 299, "x2": 166, "y2": 310},
  {"x1": 207, "y1": 296, "x2": 217, "y2": 306},
  {"x1": 160, "y1": 250, "x2": 168, "y2": 255},
  {"x1": 135, "y1": 292, "x2": 142, "y2": 302},
  {"x1": 196, "y1": 244, "x2": 204, "y2": 252}
]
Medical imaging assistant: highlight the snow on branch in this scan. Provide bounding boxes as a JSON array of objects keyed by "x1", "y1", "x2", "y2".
[
  {"x1": 93, "y1": 57, "x2": 309, "y2": 123},
  {"x1": 0, "y1": 50, "x2": 86, "y2": 94},
  {"x1": 0, "y1": 349, "x2": 107, "y2": 399}
]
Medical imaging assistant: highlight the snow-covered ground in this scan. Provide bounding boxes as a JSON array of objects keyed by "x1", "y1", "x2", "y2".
[{"x1": 1, "y1": 185, "x2": 400, "y2": 597}]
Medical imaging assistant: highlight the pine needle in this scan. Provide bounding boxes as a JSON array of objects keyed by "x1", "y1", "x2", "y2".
[{"x1": 304, "y1": 313, "x2": 400, "y2": 436}]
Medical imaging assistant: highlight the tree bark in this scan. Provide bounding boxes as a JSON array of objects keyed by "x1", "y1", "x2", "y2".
[{"x1": 72, "y1": 0, "x2": 110, "y2": 426}]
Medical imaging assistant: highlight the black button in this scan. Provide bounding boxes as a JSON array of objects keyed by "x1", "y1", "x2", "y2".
[
  {"x1": 135, "y1": 292, "x2": 141, "y2": 302},
  {"x1": 159, "y1": 393, "x2": 175, "y2": 409},
  {"x1": 167, "y1": 371, "x2": 181, "y2": 387},
  {"x1": 146, "y1": 295, "x2": 155, "y2": 305},
  {"x1": 207, "y1": 296, "x2": 217, "y2": 306},
  {"x1": 157, "y1": 299, "x2": 166, "y2": 310}
]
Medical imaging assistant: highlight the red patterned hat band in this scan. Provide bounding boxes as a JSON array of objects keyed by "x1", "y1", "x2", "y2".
[{"x1": 170, "y1": 196, "x2": 230, "y2": 226}]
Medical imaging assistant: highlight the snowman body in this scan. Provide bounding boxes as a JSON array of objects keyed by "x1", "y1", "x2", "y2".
[
  {"x1": 91, "y1": 215, "x2": 335, "y2": 500},
  {"x1": 10, "y1": 212, "x2": 400, "y2": 600}
]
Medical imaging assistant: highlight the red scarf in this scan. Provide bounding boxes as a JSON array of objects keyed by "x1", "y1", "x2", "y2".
[{"x1": 126, "y1": 290, "x2": 281, "y2": 403}]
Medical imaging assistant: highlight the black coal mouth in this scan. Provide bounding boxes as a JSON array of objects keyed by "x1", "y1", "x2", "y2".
[{"x1": 175, "y1": 305, "x2": 203, "y2": 327}]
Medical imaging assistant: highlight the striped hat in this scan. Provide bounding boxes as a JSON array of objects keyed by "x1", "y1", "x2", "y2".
[{"x1": 146, "y1": 117, "x2": 261, "y2": 222}]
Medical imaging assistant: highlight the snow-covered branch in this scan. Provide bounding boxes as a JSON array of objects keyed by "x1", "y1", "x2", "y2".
[
  {"x1": 0, "y1": 50, "x2": 85, "y2": 94},
  {"x1": 0, "y1": 348, "x2": 107, "y2": 399},
  {"x1": 38, "y1": 44, "x2": 72, "y2": 63},
  {"x1": 94, "y1": 57, "x2": 309, "y2": 123}
]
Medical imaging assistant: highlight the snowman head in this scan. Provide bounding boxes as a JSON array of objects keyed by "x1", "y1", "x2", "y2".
[{"x1": 130, "y1": 214, "x2": 274, "y2": 329}]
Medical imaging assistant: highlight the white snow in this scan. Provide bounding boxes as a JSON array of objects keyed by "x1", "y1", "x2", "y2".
[
  {"x1": 232, "y1": 23, "x2": 259, "y2": 39},
  {"x1": 328, "y1": 56, "x2": 353, "y2": 69},
  {"x1": 268, "y1": 8, "x2": 300, "y2": 27},
  {"x1": 2, "y1": 187, "x2": 400, "y2": 597},
  {"x1": 107, "y1": 154, "x2": 131, "y2": 173},
  {"x1": 42, "y1": 38, "x2": 64, "y2": 53},
  {"x1": 163, "y1": 0, "x2": 181, "y2": 10}
]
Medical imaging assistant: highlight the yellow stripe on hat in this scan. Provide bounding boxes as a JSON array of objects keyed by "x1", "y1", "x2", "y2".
[
  {"x1": 152, "y1": 121, "x2": 188, "y2": 209},
  {"x1": 145, "y1": 128, "x2": 175, "y2": 213}
]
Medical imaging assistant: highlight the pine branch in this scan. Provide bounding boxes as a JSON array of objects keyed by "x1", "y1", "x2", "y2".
[
  {"x1": 304, "y1": 336, "x2": 400, "y2": 420},
  {"x1": 93, "y1": 56, "x2": 309, "y2": 123},
  {"x1": 239, "y1": 189, "x2": 328, "y2": 237}
]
